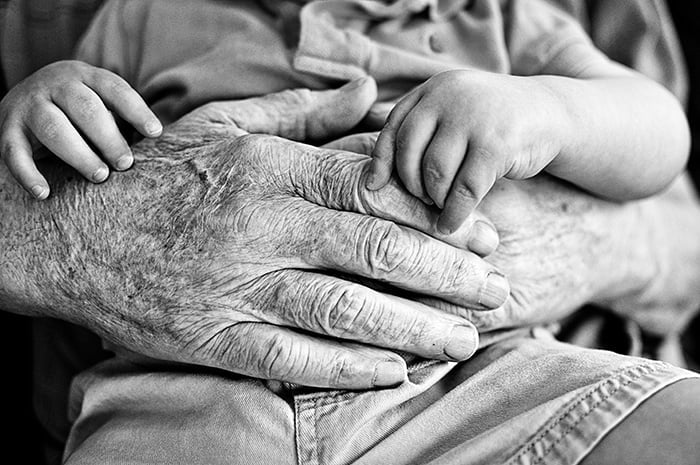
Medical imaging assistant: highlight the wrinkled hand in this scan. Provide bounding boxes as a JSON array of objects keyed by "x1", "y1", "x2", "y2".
[
  {"x1": 413, "y1": 176, "x2": 645, "y2": 332},
  {"x1": 6, "y1": 78, "x2": 510, "y2": 389}
]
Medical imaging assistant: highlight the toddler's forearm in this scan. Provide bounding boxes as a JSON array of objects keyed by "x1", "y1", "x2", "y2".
[{"x1": 536, "y1": 69, "x2": 690, "y2": 200}]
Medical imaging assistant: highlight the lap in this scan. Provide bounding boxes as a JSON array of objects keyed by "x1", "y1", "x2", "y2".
[
  {"x1": 581, "y1": 378, "x2": 700, "y2": 465},
  {"x1": 63, "y1": 329, "x2": 697, "y2": 465}
]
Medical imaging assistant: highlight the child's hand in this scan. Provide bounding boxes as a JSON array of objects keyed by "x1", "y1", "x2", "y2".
[
  {"x1": 0, "y1": 60, "x2": 162, "y2": 199},
  {"x1": 367, "y1": 70, "x2": 570, "y2": 234}
]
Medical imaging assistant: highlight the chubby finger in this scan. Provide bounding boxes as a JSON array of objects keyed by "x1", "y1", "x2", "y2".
[
  {"x1": 261, "y1": 270, "x2": 480, "y2": 361},
  {"x1": 422, "y1": 123, "x2": 468, "y2": 208},
  {"x1": 87, "y1": 69, "x2": 162, "y2": 137},
  {"x1": 367, "y1": 87, "x2": 423, "y2": 190},
  {"x1": 0, "y1": 125, "x2": 50, "y2": 199},
  {"x1": 194, "y1": 321, "x2": 408, "y2": 389},
  {"x1": 296, "y1": 206, "x2": 509, "y2": 310},
  {"x1": 53, "y1": 82, "x2": 133, "y2": 171},
  {"x1": 27, "y1": 103, "x2": 110, "y2": 183},
  {"x1": 395, "y1": 111, "x2": 436, "y2": 203},
  {"x1": 438, "y1": 146, "x2": 500, "y2": 235}
]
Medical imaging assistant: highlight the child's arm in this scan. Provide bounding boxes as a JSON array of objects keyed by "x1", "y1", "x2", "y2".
[
  {"x1": 367, "y1": 44, "x2": 690, "y2": 234},
  {"x1": 533, "y1": 42, "x2": 690, "y2": 201},
  {"x1": 0, "y1": 60, "x2": 163, "y2": 199}
]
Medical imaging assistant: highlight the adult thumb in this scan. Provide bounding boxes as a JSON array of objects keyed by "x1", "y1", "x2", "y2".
[{"x1": 186, "y1": 77, "x2": 378, "y2": 141}]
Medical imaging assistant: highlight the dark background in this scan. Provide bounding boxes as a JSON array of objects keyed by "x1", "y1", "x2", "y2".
[{"x1": 0, "y1": 2, "x2": 698, "y2": 462}]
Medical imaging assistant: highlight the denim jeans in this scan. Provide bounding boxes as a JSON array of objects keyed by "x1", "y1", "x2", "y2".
[{"x1": 62, "y1": 327, "x2": 696, "y2": 465}]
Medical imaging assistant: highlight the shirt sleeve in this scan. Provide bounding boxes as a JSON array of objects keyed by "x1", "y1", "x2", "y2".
[
  {"x1": 505, "y1": 0, "x2": 601, "y2": 77},
  {"x1": 586, "y1": 0, "x2": 688, "y2": 103},
  {"x1": 1, "y1": 0, "x2": 105, "y2": 87},
  {"x1": 74, "y1": 0, "x2": 138, "y2": 85}
]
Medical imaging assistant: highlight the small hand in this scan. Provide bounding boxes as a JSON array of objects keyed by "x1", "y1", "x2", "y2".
[
  {"x1": 367, "y1": 69, "x2": 569, "y2": 234},
  {"x1": 0, "y1": 60, "x2": 162, "y2": 199}
]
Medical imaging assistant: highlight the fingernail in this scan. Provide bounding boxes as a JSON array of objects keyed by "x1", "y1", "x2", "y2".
[
  {"x1": 444, "y1": 325, "x2": 479, "y2": 360},
  {"x1": 116, "y1": 155, "x2": 133, "y2": 171},
  {"x1": 436, "y1": 217, "x2": 455, "y2": 236},
  {"x1": 468, "y1": 221, "x2": 499, "y2": 255},
  {"x1": 479, "y1": 271, "x2": 510, "y2": 308},
  {"x1": 30, "y1": 185, "x2": 49, "y2": 200},
  {"x1": 373, "y1": 360, "x2": 406, "y2": 387},
  {"x1": 346, "y1": 76, "x2": 369, "y2": 91},
  {"x1": 145, "y1": 120, "x2": 162, "y2": 136},
  {"x1": 92, "y1": 167, "x2": 109, "y2": 183}
]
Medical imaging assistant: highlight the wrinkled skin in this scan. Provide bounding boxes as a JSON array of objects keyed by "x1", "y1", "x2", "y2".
[
  {"x1": 332, "y1": 131, "x2": 700, "y2": 335},
  {"x1": 0, "y1": 80, "x2": 509, "y2": 389},
  {"x1": 2, "y1": 79, "x2": 700, "y2": 393}
]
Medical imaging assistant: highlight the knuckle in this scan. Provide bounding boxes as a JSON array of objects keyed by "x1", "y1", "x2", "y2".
[
  {"x1": 228, "y1": 133, "x2": 269, "y2": 163},
  {"x1": 423, "y1": 161, "x2": 446, "y2": 185},
  {"x1": 451, "y1": 180, "x2": 475, "y2": 201},
  {"x1": 362, "y1": 221, "x2": 406, "y2": 275},
  {"x1": 437, "y1": 254, "x2": 477, "y2": 294},
  {"x1": 326, "y1": 353, "x2": 359, "y2": 387},
  {"x1": 53, "y1": 81, "x2": 81, "y2": 102},
  {"x1": 323, "y1": 285, "x2": 374, "y2": 336},
  {"x1": 104, "y1": 75, "x2": 133, "y2": 97},
  {"x1": 258, "y1": 331, "x2": 296, "y2": 379},
  {"x1": 283, "y1": 87, "x2": 313, "y2": 106},
  {"x1": 75, "y1": 92, "x2": 101, "y2": 117},
  {"x1": 31, "y1": 109, "x2": 61, "y2": 142}
]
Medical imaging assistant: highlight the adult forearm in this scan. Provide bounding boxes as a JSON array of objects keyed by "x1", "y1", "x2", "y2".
[{"x1": 594, "y1": 174, "x2": 700, "y2": 334}]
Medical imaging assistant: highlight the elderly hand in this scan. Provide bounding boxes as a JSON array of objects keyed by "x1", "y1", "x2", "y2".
[
  {"x1": 402, "y1": 176, "x2": 653, "y2": 333},
  {"x1": 0, "y1": 78, "x2": 509, "y2": 389},
  {"x1": 336, "y1": 129, "x2": 653, "y2": 334}
]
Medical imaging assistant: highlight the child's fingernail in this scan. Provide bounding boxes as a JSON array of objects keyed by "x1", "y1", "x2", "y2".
[
  {"x1": 31, "y1": 185, "x2": 49, "y2": 200},
  {"x1": 116, "y1": 155, "x2": 133, "y2": 171},
  {"x1": 92, "y1": 167, "x2": 109, "y2": 183},
  {"x1": 145, "y1": 120, "x2": 162, "y2": 136}
]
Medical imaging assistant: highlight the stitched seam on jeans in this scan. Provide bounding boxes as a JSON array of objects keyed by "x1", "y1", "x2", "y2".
[
  {"x1": 511, "y1": 363, "x2": 661, "y2": 464},
  {"x1": 314, "y1": 397, "x2": 321, "y2": 465}
]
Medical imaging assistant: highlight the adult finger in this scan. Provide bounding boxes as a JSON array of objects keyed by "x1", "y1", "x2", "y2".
[
  {"x1": 361, "y1": 101, "x2": 395, "y2": 130},
  {"x1": 194, "y1": 77, "x2": 378, "y2": 142},
  {"x1": 0, "y1": 125, "x2": 50, "y2": 199},
  {"x1": 290, "y1": 147, "x2": 499, "y2": 255},
  {"x1": 366, "y1": 87, "x2": 423, "y2": 190},
  {"x1": 322, "y1": 132, "x2": 378, "y2": 156},
  {"x1": 189, "y1": 321, "x2": 408, "y2": 389},
  {"x1": 87, "y1": 69, "x2": 162, "y2": 137},
  {"x1": 27, "y1": 103, "x2": 110, "y2": 183},
  {"x1": 438, "y1": 146, "x2": 500, "y2": 235},
  {"x1": 394, "y1": 111, "x2": 436, "y2": 203},
  {"x1": 422, "y1": 123, "x2": 468, "y2": 208},
  {"x1": 259, "y1": 270, "x2": 479, "y2": 360},
  {"x1": 293, "y1": 205, "x2": 508, "y2": 310},
  {"x1": 52, "y1": 82, "x2": 134, "y2": 171}
]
